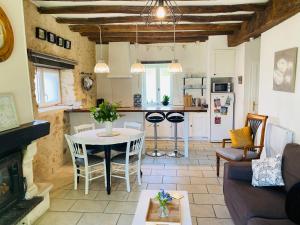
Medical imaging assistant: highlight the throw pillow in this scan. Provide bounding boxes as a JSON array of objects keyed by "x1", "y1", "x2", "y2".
[
  {"x1": 252, "y1": 154, "x2": 285, "y2": 187},
  {"x1": 229, "y1": 126, "x2": 253, "y2": 148},
  {"x1": 286, "y1": 182, "x2": 300, "y2": 224}
]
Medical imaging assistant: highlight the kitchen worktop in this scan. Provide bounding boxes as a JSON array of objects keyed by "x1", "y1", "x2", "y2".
[{"x1": 65, "y1": 106, "x2": 208, "y2": 113}]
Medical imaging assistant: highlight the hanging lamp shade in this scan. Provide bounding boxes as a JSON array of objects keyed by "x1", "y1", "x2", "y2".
[
  {"x1": 94, "y1": 25, "x2": 110, "y2": 74},
  {"x1": 169, "y1": 59, "x2": 182, "y2": 73},
  {"x1": 131, "y1": 61, "x2": 145, "y2": 74},
  {"x1": 94, "y1": 59, "x2": 110, "y2": 73}
]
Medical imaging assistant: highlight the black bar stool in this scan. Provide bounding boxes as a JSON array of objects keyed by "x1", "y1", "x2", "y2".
[
  {"x1": 145, "y1": 112, "x2": 166, "y2": 157},
  {"x1": 166, "y1": 112, "x2": 185, "y2": 158}
]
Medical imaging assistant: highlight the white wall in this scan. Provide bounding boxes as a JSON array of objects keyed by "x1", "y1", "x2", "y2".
[
  {"x1": 258, "y1": 13, "x2": 300, "y2": 143},
  {"x1": 0, "y1": 1, "x2": 33, "y2": 123}
]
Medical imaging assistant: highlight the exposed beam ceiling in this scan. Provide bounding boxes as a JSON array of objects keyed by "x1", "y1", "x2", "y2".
[
  {"x1": 69, "y1": 23, "x2": 241, "y2": 33},
  {"x1": 56, "y1": 14, "x2": 252, "y2": 24},
  {"x1": 38, "y1": 4, "x2": 266, "y2": 14},
  {"x1": 228, "y1": 0, "x2": 300, "y2": 46}
]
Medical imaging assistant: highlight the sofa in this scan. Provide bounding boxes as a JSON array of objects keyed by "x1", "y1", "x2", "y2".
[{"x1": 223, "y1": 143, "x2": 300, "y2": 225}]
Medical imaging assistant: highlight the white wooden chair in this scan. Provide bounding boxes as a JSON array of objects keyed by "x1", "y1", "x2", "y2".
[
  {"x1": 111, "y1": 132, "x2": 145, "y2": 192},
  {"x1": 65, "y1": 134, "x2": 107, "y2": 195},
  {"x1": 74, "y1": 123, "x2": 95, "y2": 134},
  {"x1": 124, "y1": 121, "x2": 142, "y2": 130}
]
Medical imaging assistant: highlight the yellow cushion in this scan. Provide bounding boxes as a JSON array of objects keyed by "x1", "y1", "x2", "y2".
[{"x1": 229, "y1": 126, "x2": 254, "y2": 149}]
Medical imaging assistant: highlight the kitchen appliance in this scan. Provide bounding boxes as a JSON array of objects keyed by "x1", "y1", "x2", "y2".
[
  {"x1": 210, "y1": 93, "x2": 235, "y2": 142},
  {"x1": 212, "y1": 82, "x2": 232, "y2": 93}
]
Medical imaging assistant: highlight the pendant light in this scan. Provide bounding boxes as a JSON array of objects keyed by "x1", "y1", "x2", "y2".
[
  {"x1": 169, "y1": 24, "x2": 182, "y2": 73},
  {"x1": 94, "y1": 25, "x2": 110, "y2": 74},
  {"x1": 131, "y1": 24, "x2": 145, "y2": 74}
]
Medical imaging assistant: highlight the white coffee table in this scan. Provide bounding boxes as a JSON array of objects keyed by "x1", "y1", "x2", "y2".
[{"x1": 132, "y1": 190, "x2": 192, "y2": 225}]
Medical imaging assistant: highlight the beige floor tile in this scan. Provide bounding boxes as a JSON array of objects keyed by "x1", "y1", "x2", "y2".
[
  {"x1": 190, "y1": 204, "x2": 215, "y2": 218},
  {"x1": 64, "y1": 190, "x2": 98, "y2": 200},
  {"x1": 142, "y1": 175, "x2": 163, "y2": 184},
  {"x1": 193, "y1": 194, "x2": 225, "y2": 205},
  {"x1": 105, "y1": 201, "x2": 137, "y2": 214},
  {"x1": 190, "y1": 177, "x2": 219, "y2": 185},
  {"x1": 164, "y1": 165, "x2": 188, "y2": 170},
  {"x1": 49, "y1": 199, "x2": 76, "y2": 211},
  {"x1": 77, "y1": 213, "x2": 120, "y2": 225},
  {"x1": 213, "y1": 205, "x2": 231, "y2": 219},
  {"x1": 188, "y1": 165, "x2": 214, "y2": 171},
  {"x1": 117, "y1": 214, "x2": 134, "y2": 225},
  {"x1": 207, "y1": 185, "x2": 223, "y2": 194},
  {"x1": 147, "y1": 183, "x2": 176, "y2": 190},
  {"x1": 50, "y1": 189, "x2": 71, "y2": 199},
  {"x1": 163, "y1": 176, "x2": 190, "y2": 184},
  {"x1": 151, "y1": 169, "x2": 176, "y2": 176},
  {"x1": 189, "y1": 193, "x2": 194, "y2": 203},
  {"x1": 177, "y1": 184, "x2": 208, "y2": 193},
  {"x1": 177, "y1": 170, "x2": 203, "y2": 177},
  {"x1": 69, "y1": 200, "x2": 108, "y2": 212},
  {"x1": 192, "y1": 216, "x2": 197, "y2": 225},
  {"x1": 95, "y1": 191, "x2": 129, "y2": 201},
  {"x1": 117, "y1": 182, "x2": 147, "y2": 191},
  {"x1": 203, "y1": 170, "x2": 218, "y2": 178},
  {"x1": 141, "y1": 164, "x2": 164, "y2": 169},
  {"x1": 141, "y1": 168, "x2": 152, "y2": 175},
  {"x1": 127, "y1": 192, "x2": 141, "y2": 201},
  {"x1": 196, "y1": 218, "x2": 234, "y2": 225},
  {"x1": 35, "y1": 212, "x2": 82, "y2": 225}
]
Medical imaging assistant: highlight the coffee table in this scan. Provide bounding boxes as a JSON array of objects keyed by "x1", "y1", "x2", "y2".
[{"x1": 132, "y1": 190, "x2": 192, "y2": 225}]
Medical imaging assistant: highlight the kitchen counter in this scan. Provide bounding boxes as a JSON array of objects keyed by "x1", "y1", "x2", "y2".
[{"x1": 65, "y1": 106, "x2": 208, "y2": 113}]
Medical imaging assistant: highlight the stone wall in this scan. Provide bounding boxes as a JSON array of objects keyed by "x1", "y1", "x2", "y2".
[{"x1": 23, "y1": 0, "x2": 96, "y2": 180}]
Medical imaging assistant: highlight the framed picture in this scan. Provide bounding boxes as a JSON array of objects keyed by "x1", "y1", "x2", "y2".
[
  {"x1": 64, "y1": 40, "x2": 71, "y2": 49},
  {"x1": 35, "y1": 27, "x2": 46, "y2": 40},
  {"x1": 47, "y1": 32, "x2": 56, "y2": 44},
  {"x1": 0, "y1": 7, "x2": 14, "y2": 62},
  {"x1": 273, "y1": 47, "x2": 298, "y2": 92},
  {"x1": 0, "y1": 94, "x2": 19, "y2": 132},
  {"x1": 56, "y1": 36, "x2": 64, "y2": 47}
]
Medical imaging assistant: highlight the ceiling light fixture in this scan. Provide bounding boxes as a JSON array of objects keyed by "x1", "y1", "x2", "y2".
[
  {"x1": 169, "y1": 24, "x2": 182, "y2": 73},
  {"x1": 131, "y1": 24, "x2": 145, "y2": 74},
  {"x1": 94, "y1": 25, "x2": 110, "y2": 74},
  {"x1": 141, "y1": 0, "x2": 182, "y2": 25}
]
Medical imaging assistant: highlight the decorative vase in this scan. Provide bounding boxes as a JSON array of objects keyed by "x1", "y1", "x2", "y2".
[
  {"x1": 162, "y1": 101, "x2": 169, "y2": 106},
  {"x1": 104, "y1": 121, "x2": 113, "y2": 135},
  {"x1": 159, "y1": 205, "x2": 169, "y2": 218}
]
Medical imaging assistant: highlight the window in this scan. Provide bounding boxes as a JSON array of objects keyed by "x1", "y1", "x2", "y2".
[
  {"x1": 35, "y1": 67, "x2": 61, "y2": 107},
  {"x1": 143, "y1": 64, "x2": 172, "y2": 105}
]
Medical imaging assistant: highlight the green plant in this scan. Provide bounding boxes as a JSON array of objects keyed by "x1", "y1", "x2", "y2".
[
  {"x1": 161, "y1": 95, "x2": 170, "y2": 106},
  {"x1": 90, "y1": 100, "x2": 120, "y2": 123},
  {"x1": 155, "y1": 189, "x2": 173, "y2": 208}
]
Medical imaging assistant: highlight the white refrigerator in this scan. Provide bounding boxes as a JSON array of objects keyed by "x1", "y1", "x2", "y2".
[{"x1": 210, "y1": 93, "x2": 235, "y2": 142}]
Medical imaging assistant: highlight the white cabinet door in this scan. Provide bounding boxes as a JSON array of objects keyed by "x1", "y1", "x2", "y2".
[
  {"x1": 157, "y1": 120, "x2": 172, "y2": 138},
  {"x1": 189, "y1": 113, "x2": 209, "y2": 140},
  {"x1": 214, "y1": 49, "x2": 235, "y2": 77}
]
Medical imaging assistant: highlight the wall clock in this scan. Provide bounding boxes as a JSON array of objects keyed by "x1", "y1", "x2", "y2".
[{"x1": 0, "y1": 7, "x2": 14, "y2": 62}]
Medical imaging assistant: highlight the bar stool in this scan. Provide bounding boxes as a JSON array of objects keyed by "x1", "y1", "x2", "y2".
[
  {"x1": 166, "y1": 112, "x2": 184, "y2": 158},
  {"x1": 145, "y1": 112, "x2": 166, "y2": 157}
]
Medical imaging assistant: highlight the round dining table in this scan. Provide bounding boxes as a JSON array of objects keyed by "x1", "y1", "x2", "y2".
[{"x1": 73, "y1": 128, "x2": 143, "y2": 194}]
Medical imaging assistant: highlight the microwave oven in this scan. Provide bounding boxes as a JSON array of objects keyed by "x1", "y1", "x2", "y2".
[{"x1": 212, "y1": 82, "x2": 232, "y2": 93}]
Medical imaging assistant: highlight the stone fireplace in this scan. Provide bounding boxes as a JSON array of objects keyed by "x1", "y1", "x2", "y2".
[{"x1": 0, "y1": 120, "x2": 52, "y2": 225}]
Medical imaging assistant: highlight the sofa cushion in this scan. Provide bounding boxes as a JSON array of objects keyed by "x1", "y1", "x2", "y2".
[
  {"x1": 247, "y1": 218, "x2": 297, "y2": 225},
  {"x1": 216, "y1": 147, "x2": 258, "y2": 160},
  {"x1": 224, "y1": 179, "x2": 287, "y2": 223},
  {"x1": 282, "y1": 143, "x2": 300, "y2": 192},
  {"x1": 286, "y1": 182, "x2": 300, "y2": 224}
]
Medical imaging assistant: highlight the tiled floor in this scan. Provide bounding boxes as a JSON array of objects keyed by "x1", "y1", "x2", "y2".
[{"x1": 34, "y1": 140, "x2": 233, "y2": 225}]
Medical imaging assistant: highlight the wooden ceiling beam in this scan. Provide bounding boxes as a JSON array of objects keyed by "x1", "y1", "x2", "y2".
[
  {"x1": 38, "y1": 4, "x2": 266, "y2": 14},
  {"x1": 56, "y1": 14, "x2": 252, "y2": 24},
  {"x1": 69, "y1": 23, "x2": 241, "y2": 33},
  {"x1": 228, "y1": 0, "x2": 300, "y2": 47},
  {"x1": 81, "y1": 30, "x2": 233, "y2": 38},
  {"x1": 89, "y1": 36, "x2": 209, "y2": 44}
]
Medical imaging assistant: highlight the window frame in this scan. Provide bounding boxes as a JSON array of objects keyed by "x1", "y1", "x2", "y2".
[
  {"x1": 142, "y1": 63, "x2": 173, "y2": 106},
  {"x1": 35, "y1": 67, "x2": 62, "y2": 108}
]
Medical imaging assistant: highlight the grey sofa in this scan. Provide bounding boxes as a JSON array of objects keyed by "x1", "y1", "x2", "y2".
[{"x1": 223, "y1": 143, "x2": 300, "y2": 225}]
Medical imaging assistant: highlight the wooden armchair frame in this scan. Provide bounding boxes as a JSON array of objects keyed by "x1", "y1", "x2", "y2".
[{"x1": 216, "y1": 113, "x2": 268, "y2": 176}]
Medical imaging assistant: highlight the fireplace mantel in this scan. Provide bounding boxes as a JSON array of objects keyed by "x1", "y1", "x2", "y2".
[{"x1": 0, "y1": 120, "x2": 50, "y2": 159}]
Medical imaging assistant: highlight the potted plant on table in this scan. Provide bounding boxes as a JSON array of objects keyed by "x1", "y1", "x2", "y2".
[
  {"x1": 155, "y1": 189, "x2": 173, "y2": 218},
  {"x1": 161, "y1": 95, "x2": 170, "y2": 106},
  {"x1": 90, "y1": 100, "x2": 120, "y2": 135}
]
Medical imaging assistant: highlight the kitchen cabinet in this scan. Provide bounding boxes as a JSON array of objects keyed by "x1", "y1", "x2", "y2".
[
  {"x1": 145, "y1": 120, "x2": 172, "y2": 138},
  {"x1": 214, "y1": 49, "x2": 235, "y2": 77},
  {"x1": 189, "y1": 113, "x2": 209, "y2": 140}
]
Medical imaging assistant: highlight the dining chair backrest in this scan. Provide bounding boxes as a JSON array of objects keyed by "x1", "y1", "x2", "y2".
[
  {"x1": 65, "y1": 134, "x2": 88, "y2": 165},
  {"x1": 125, "y1": 132, "x2": 145, "y2": 161},
  {"x1": 74, "y1": 123, "x2": 95, "y2": 134},
  {"x1": 124, "y1": 121, "x2": 142, "y2": 131}
]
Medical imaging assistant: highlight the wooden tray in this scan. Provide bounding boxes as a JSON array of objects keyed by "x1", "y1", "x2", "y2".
[
  {"x1": 96, "y1": 131, "x2": 120, "y2": 137},
  {"x1": 146, "y1": 198, "x2": 181, "y2": 225}
]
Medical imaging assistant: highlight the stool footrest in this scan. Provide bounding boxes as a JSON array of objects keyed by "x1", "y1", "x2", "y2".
[
  {"x1": 146, "y1": 150, "x2": 165, "y2": 157},
  {"x1": 167, "y1": 151, "x2": 184, "y2": 158}
]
